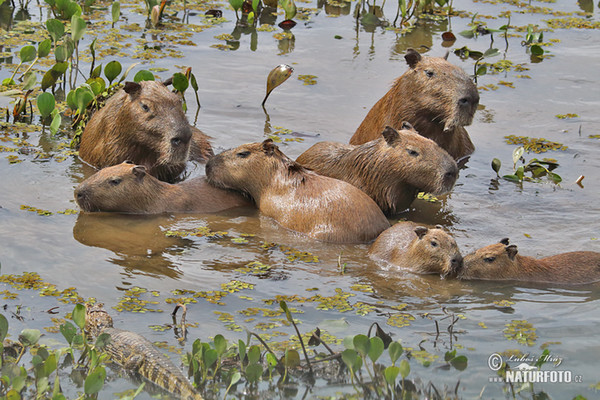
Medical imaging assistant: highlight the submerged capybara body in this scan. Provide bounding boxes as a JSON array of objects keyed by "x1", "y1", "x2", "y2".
[
  {"x1": 351, "y1": 48, "x2": 479, "y2": 160},
  {"x1": 78, "y1": 80, "x2": 213, "y2": 182},
  {"x1": 297, "y1": 124, "x2": 458, "y2": 215},
  {"x1": 369, "y1": 221, "x2": 462, "y2": 276},
  {"x1": 458, "y1": 238, "x2": 600, "y2": 285},
  {"x1": 75, "y1": 161, "x2": 250, "y2": 213},
  {"x1": 205, "y1": 139, "x2": 391, "y2": 243}
]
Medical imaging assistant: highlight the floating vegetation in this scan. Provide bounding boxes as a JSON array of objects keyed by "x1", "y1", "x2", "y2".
[
  {"x1": 297, "y1": 74, "x2": 317, "y2": 85},
  {"x1": 504, "y1": 135, "x2": 567, "y2": 153},
  {"x1": 498, "y1": 80, "x2": 515, "y2": 88},
  {"x1": 545, "y1": 18, "x2": 600, "y2": 30},
  {"x1": 261, "y1": 241, "x2": 320, "y2": 262},
  {"x1": 165, "y1": 226, "x2": 229, "y2": 238},
  {"x1": 114, "y1": 286, "x2": 163, "y2": 313},
  {"x1": 493, "y1": 299, "x2": 516, "y2": 308},
  {"x1": 222, "y1": 280, "x2": 255, "y2": 293},
  {"x1": 555, "y1": 113, "x2": 579, "y2": 119},
  {"x1": 386, "y1": 312, "x2": 416, "y2": 328},
  {"x1": 20, "y1": 204, "x2": 53, "y2": 215},
  {"x1": 266, "y1": 125, "x2": 304, "y2": 143},
  {"x1": 503, "y1": 319, "x2": 537, "y2": 346},
  {"x1": 350, "y1": 283, "x2": 374, "y2": 293},
  {"x1": 417, "y1": 192, "x2": 439, "y2": 203},
  {"x1": 234, "y1": 261, "x2": 273, "y2": 276}
]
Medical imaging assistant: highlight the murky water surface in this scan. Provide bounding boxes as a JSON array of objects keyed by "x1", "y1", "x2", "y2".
[{"x1": 1, "y1": 0, "x2": 600, "y2": 398}]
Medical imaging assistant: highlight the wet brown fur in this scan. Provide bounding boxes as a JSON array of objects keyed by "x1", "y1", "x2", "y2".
[
  {"x1": 78, "y1": 80, "x2": 213, "y2": 182},
  {"x1": 297, "y1": 124, "x2": 458, "y2": 215},
  {"x1": 205, "y1": 139, "x2": 391, "y2": 243},
  {"x1": 75, "y1": 161, "x2": 250, "y2": 213},
  {"x1": 351, "y1": 48, "x2": 479, "y2": 160},
  {"x1": 369, "y1": 221, "x2": 462, "y2": 276},
  {"x1": 458, "y1": 238, "x2": 600, "y2": 285}
]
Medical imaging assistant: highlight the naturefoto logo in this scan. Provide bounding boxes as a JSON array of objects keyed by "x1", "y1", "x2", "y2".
[{"x1": 487, "y1": 353, "x2": 583, "y2": 384}]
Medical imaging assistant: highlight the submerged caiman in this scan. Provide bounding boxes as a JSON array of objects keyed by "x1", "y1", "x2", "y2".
[{"x1": 85, "y1": 303, "x2": 203, "y2": 400}]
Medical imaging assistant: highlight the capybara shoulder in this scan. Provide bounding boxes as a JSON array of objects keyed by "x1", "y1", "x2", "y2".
[
  {"x1": 75, "y1": 161, "x2": 250, "y2": 214},
  {"x1": 297, "y1": 124, "x2": 458, "y2": 215},
  {"x1": 369, "y1": 221, "x2": 462, "y2": 276},
  {"x1": 458, "y1": 238, "x2": 600, "y2": 285},
  {"x1": 206, "y1": 139, "x2": 390, "y2": 243},
  {"x1": 79, "y1": 80, "x2": 213, "y2": 182},
  {"x1": 351, "y1": 48, "x2": 479, "y2": 160}
]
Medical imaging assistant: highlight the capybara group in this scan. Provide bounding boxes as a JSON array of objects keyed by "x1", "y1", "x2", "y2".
[
  {"x1": 205, "y1": 139, "x2": 391, "y2": 243},
  {"x1": 350, "y1": 48, "x2": 479, "y2": 160},
  {"x1": 78, "y1": 80, "x2": 213, "y2": 182},
  {"x1": 369, "y1": 221, "x2": 462, "y2": 276},
  {"x1": 297, "y1": 124, "x2": 458, "y2": 215},
  {"x1": 458, "y1": 238, "x2": 600, "y2": 285},
  {"x1": 75, "y1": 161, "x2": 250, "y2": 213}
]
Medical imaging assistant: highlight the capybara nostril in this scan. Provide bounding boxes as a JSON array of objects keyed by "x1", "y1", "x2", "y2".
[
  {"x1": 458, "y1": 97, "x2": 470, "y2": 106},
  {"x1": 171, "y1": 137, "x2": 182, "y2": 147},
  {"x1": 451, "y1": 255, "x2": 463, "y2": 270}
]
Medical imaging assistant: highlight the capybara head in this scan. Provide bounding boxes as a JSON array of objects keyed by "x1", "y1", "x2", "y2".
[
  {"x1": 402, "y1": 48, "x2": 479, "y2": 133},
  {"x1": 458, "y1": 238, "x2": 519, "y2": 280},
  {"x1": 404, "y1": 226, "x2": 463, "y2": 276},
  {"x1": 75, "y1": 161, "x2": 161, "y2": 213},
  {"x1": 375, "y1": 123, "x2": 458, "y2": 194},
  {"x1": 206, "y1": 139, "x2": 306, "y2": 195}
]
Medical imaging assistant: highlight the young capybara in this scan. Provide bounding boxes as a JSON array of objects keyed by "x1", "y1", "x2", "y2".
[
  {"x1": 457, "y1": 238, "x2": 600, "y2": 285},
  {"x1": 205, "y1": 139, "x2": 391, "y2": 243},
  {"x1": 78, "y1": 80, "x2": 213, "y2": 182},
  {"x1": 296, "y1": 123, "x2": 458, "y2": 215},
  {"x1": 369, "y1": 221, "x2": 462, "y2": 276},
  {"x1": 75, "y1": 161, "x2": 250, "y2": 213},
  {"x1": 350, "y1": 48, "x2": 479, "y2": 160}
]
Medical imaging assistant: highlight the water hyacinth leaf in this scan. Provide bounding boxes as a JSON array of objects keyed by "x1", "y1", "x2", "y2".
[
  {"x1": 94, "y1": 332, "x2": 111, "y2": 350},
  {"x1": 90, "y1": 64, "x2": 102, "y2": 79},
  {"x1": 388, "y1": 341, "x2": 403, "y2": 364},
  {"x1": 247, "y1": 345, "x2": 261, "y2": 365},
  {"x1": 530, "y1": 45, "x2": 544, "y2": 56},
  {"x1": 0, "y1": 314, "x2": 8, "y2": 342},
  {"x1": 72, "y1": 303, "x2": 86, "y2": 329},
  {"x1": 399, "y1": 359, "x2": 410, "y2": 378},
  {"x1": 229, "y1": 0, "x2": 243, "y2": 11},
  {"x1": 245, "y1": 363, "x2": 262, "y2": 383},
  {"x1": 512, "y1": 146, "x2": 524, "y2": 166},
  {"x1": 341, "y1": 348, "x2": 358, "y2": 370},
  {"x1": 549, "y1": 172, "x2": 562, "y2": 184},
  {"x1": 19, "y1": 329, "x2": 41, "y2": 347},
  {"x1": 368, "y1": 336, "x2": 384, "y2": 362},
  {"x1": 279, "y1": 0, "x2": 296, "y2": 20},
  {"x1": 172, "y1": 72, "x2": 189, "y2": 92},
  {"x1": 88, "y1": 77, "x2": 105, "y2": 96},
  {"x1": 503, "y1": 174, "x2": 520, "y2": 182},
  {"x1": 230, "y1": 371, "x2": 241, "y2": 385},
  {"x1": 84, "y1": 366, "x2": 106, "y2": 394},
  {"x1": 46, "y1": 19, "x2": 65, "y2": 42},
  {"x1": 214, "y1": 334, "x2": 227, "y2": 356},
  {"x1": 22, "y1": 72, "x2": 37, "y2": 91},
  {"x1": 515, "y1": 166, "x2": 524, "y2": 181},
  {"x1": 37, "y1": 92, "x2": 56, "y2": 118},
  {"x1": 50, "y1": 111, "x2": 61, "y2": 136},
  {"x1": 484, "y1": 48, "x2": 500, "y2": 58},
  {"x1": 450, "y1": 355, "x2": 468, "y2": 371},
  {"x1": 384, "y1": 365, "x2": 400, "y2": 386},
  {"x1": 71, "y1": 15, "x2": 86, "y2": 42},
  {"x1": 361, "y1": 12, "x2": 380, "y2": 27},
  {"x1": 60, "y1": 321, "x2": 77, "y2": 344},
  {"x1": 38, "y1": 39, "x2": 52, "y2": 58},
  {"x1": 262, "y1": 64, "x2": 293, "y2": 106},
  {"x1": 492, "y1": 158, "x2": 501, "y2": 174},
  {"x1": 118, "y1": 62, "x2": 139, "y2": 83},
  {"x1": 353, "y1": 334, "x2": 370, "y2": 357},
  {"x1": 133, "y1": 70, "x2": 155, "y2": 82},
  {"x1": 44, "y1": 353, "x2": 58, "y2": 376},
  {"x1": 279, "y1": 300, "x2": 293, "y2": 322},
  {"x1": 246, "y1": 11, "x2": 254, "y2": 26},
  {"x1": 476, "y1": 65, "x2": 487, "y2": 76},
  {"x1": 55, "y1": 45, "x2": 67, "y2": 62},
  {"x1": 19, "y1": 46, "x2": 37, "y2": 63},
  {"x1": 284, "y1": 349, "x2": 300, "y2": 368},
  {"x1": 111, "y1": 1, "x2": 120, "y2": 24},
  {"x1": 399, "y1": 0, "x2": 406, "y2": 17},
  {"x1": 459, "y1": 29, "x2": 474, "y2": 39},
  {"x1": 238, "y1": 339, "x2": 246, "y2": 363},
  {"x1": 203, "y1": 348, "x2": 218, "y2": 369},
  {"x1": 189, "y1": 72, "x2": 199, "y2": 92},
  {"x1": 104, "y1": 60, "x2": 122, "y2": 84}
]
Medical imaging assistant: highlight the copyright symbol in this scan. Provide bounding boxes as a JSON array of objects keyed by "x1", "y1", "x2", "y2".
[{"x1": 488, "y1": 353, "x2": 503, "y2": 371}]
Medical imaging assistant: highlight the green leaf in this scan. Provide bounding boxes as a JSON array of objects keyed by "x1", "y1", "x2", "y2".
[
  {"x1": 133, "y1": 70, "x2": 154, "y2": 82},
  {"x1": 22, "y1": 71, "x2": 37, "y2": 91},
  {"x1": 88, "y1": 77, "x2": 106, "y2": 96},
  {"x1": 476, "y1": 65, "x2": 487, "y2": 76},
  {"x1": 341, "y1": 348, "x2": 358, "y2": 371},
  {"x1": 450, "y1": 355, "x2": 468, "y2": 371},
  {"x1": 19, "y1": 329, "x2": 41, "y2": 347},
  {"x1": 515, "y1": 166, "x2": 524, "y2": 181},
  {"x1": 444, "y1": 350, "x2": 456, "y2": 362},
  {"x1": 71, "y1": 15, "x2": 86, "y2": 42},
  {"x1": 59, "y1": 321, "x2": 77, "y2": 344},
  {"x1": 38, "y1": 39, "x2": 52, "y2": 58},
  {"x1": 399, "y1": 359, "x2": 410, "y2": 379},
  {"x1": 360, "y1": 12, "x2": 380, "y2": 27},
  {"x1": 214, "y1": 334, "x2": 227, "y2": 356},
  {"x1": 530, "y1": 45, "x2": 544, "y2": 56},
  {"x1": 388, "y1": 341, "x2": 403, "y2": 365},
  {"x1": 19, "y1": 45, "x2": 37, "y2": 63},
  {"x1": 172, "y1": 72, "x2": 189, "y2": 93},
  {"x1": 353, "y1": 334, "x2": 370, "y2": 357},
  {"x1": 483, "y1": 48, "x2": 500, "y2": 58},
  {"x1": 203, "y1": 348, "x2": 218, "y2": 369},
  {"x1": 279, "y1": 300, "x2": 293, "y2": 322},
  {"x1": 251, "y1": 0, "x2": 259, "y2": 12},
  {"x1": 459, "y1": 29, "x2": 475, "y2": 39},
  {"x1": 247, "y1": 345, "x2": 261, "y2": 365},
  {"x1": 368, "y1": 336, "x2": 384, "y2": 362},
  {"x1": 283, "y1": 349, "x2": 300, "y2": 368},
  {"x1": 279, "y1": 0, "x2": 296, "y2": 20},
  {"x1": 111, "y1": 1, "x2": 120, "y2": 24},
  {"x1": 230, "y1": 370, "x2": 241, "y2": 385},
  {"x1": 75, "y1": 87, "x2": 94, "y2": 114},
  {"x1": 491, "y1": 158, "x2": 501, "y2": 174},
  {"x1": 118, "y1": 62, "x2": 139, "y2": 83},
  {"x1": 46, "y1": 19, "x2": 65, "y2": 42},
  {"x1": 238, "y1": 339, "x2": 247, "y2": 363},
  {"x1": 94, "y1": 332, "x2": 111, "y2": 350},
  {"x1": 384, "y1": 365, "x2": 400, "y2": 386},
  {"x1": 104, "y1": 60, "x2": 122, "y2": 84},
  {"x1": 512, "y1": 146, "x2": 524, "y2": 166},
  {"x1": 189, "y1": 72, "x2": 199, "y2": 92},
  {"x1": 502, "y1": 174, "x2": 520, "y2": 183},
  {"x1": 90, "y1": 64, "x2": 102, "y2": 79},
  {"x1": 84, "y1": 366, "x2": 106, "y2": 394},
  {"x1": 72, "y1": 303, "x2": 86, "y2": 329},
  {"x1": 50, "y1": 110, "x2": 61, "y2": 136},
  {"x1": 549, "y1": 172, "x2": 562, "y2": 184},
  {"x1": 245, "y1": 363, "x2": 262, "y2": 383},
  {"x1": 228, "y1": 0, "x2": 243, "y2": 11},
  {"x1": 0, "y1": 313, "x2": 8, "y2": 342},
  {"x1": 37, "y1": 92, "x2": 56, "y2": 118},
  {"x1": 44, "y1": 353, "x2": 58, "y2": 376}
]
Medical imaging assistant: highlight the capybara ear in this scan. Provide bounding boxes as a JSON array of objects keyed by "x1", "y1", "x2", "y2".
[
  {"x1": 500, "y1": 238, "x2": 510, "y2": 245},
  {"x1": 405, "y1": 48, "x2": 422, "y2": 69},
  {"x1": 262, "y1": 138, "x2": 277, "y2": 155},
  {"x1": 132, "y1": 165, "x2": 147, "y2": 180},
  {"x1": 400, "y1": 121, "x2": 414, "y2": 131},
  {"x1": 414, "y1": 226, "x2": 428, "y2": 239},
  {"x1": 505, "y1": 244, "x2": 518, "y2": 261},
  {"x1": 381, "y1": 126, "x2": 400, "y2": 146},
  {"x1": 123, "y1": 82, "x2": 142, "y2": 96}
]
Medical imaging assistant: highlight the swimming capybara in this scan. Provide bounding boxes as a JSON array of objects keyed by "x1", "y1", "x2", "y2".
[
  {"x1": 75, "y1": 161, "x2": 250, "y2": 213},
  {"x1": 205, "y1": 139, "x2": 391, "y2": 243},
  {"x1": 369, "y1": 221, "x2": 462, "y2": 276},
  {"x1": 297, "y1": 124, "x2": 458, "y2": 215},
  {"x1": 350, "y1": 48, "x2": 479, "y2": 160},
  {"x1": 457, "y1": 238, "x2": 600, "y2": 285},
  {"x1": 78, "y1": 80, "x2": 213, "y2": 182}
]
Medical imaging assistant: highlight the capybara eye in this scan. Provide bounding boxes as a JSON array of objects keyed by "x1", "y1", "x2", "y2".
[
  {"x1": 140, "y1": 103, "x2": 150, "y2": 112},
  {"x1": 430, "y1": 241, "x2": 438, "y2": 247},
  {"x1": 483, "y1": 257, "x2": 496, "y2": 263},
  {"x1": 425, "y1": 69, "x2": 434, "y2": 78},
  {"x1": 407, "y1": 149, "x2": 419, "y2": 157},
  {"x1": 236, "y1": 151, "x2": 251, "y2": 158},
  {"x1": 108, "y1": 178, "x2": 122, "y2": 186}
]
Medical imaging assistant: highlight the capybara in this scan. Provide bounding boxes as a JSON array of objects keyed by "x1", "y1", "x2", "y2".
[
  {"x1": 78, "y1": 80, "x2": 213, "y2": 182},
  {"x1": 350, "y1": 48, "x2": 479, "y2": 160},
  {"x1": 369, "y1": 221, "x2": 462, "y2": 276},
  {"x1": 458, "y1": 238, "x2": 600, "y2": 285},
  {"x1": 297, "y1": 124, "x2": 458, "y2": 215},
  {"x1": 75, "y1": 161, "x2": 250, "y2": 213},
  {"x1": 205, "y1": 139, "x2": 391, "y2": 243}
]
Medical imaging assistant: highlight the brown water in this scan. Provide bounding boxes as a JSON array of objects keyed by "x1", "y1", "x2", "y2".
[{"x1": 1, "y1": 0, "x2": 600, "y2": 398}]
